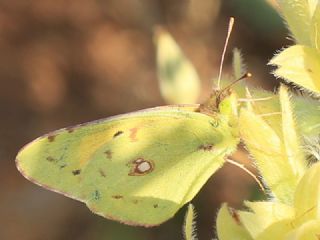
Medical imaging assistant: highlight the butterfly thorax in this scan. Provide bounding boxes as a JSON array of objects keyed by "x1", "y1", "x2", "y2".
[{"x1": 198, "y1": 88, "x2": 239, "y2": 136}]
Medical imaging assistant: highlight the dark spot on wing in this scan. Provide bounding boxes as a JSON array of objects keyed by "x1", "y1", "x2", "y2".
[
  {"x1": 48, "y1": 134, "x2": 56, "y2": 142},
  {"x1": 128, "y1": 158, "x2": 154, "y2": 176},
  {"x1": 153, "y1": 204, "x2": 158, "y2": 208},
  {"x1": 132, "y1": 199, "x2": 139, "y2": 204},
  {"x1": 46, "y1": 156, "x2": 55, "y2": 162},
  {"x1": 60, "y1": 164, "x2": 67, "y2": 169},
  {"x1": 113, "y1": 130, "x2": 123, "y2": 138},
  {"x1": 104, "y1": 150, "x2": 112, "y2": 159},
  {"x1": 112, "y1": 195, "x2": 123, "y2": 199},
  {"x1": 72, "y1": 169, "x2": 81, "y2": 175},
  {"x1": 46, "y1": 156, "x2": 66, "y2": 169},
  {"x1": 93, "y1": 190, "x2": 101, "y2": 200},
  {"x1": 199, "y1": 144, "x2": 214, "y2": 151},
  {"x1": 99, "y1": 169, "x2": 106, "y2": 177},
  {"x1": 307, "y1": 68, "x2": 313, "y2": 73}
]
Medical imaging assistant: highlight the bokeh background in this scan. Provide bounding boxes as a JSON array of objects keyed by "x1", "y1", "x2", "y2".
[{"x1": 1, "y1": 0, "x2": 289, "y2": 239}]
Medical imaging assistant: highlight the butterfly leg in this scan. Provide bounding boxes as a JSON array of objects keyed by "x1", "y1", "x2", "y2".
[{"x1": 226, "y1": 158, "x2": 266, "y2": 193}]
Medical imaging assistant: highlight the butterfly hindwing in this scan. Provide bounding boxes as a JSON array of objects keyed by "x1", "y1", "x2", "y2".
[{"x1": 16, "y1": 105, "x2": 239, "y2": 226}]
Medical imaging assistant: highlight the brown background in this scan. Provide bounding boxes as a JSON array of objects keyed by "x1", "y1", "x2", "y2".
[{"x1": 0, "y1": 0, "x2": 288, "y2": 239}]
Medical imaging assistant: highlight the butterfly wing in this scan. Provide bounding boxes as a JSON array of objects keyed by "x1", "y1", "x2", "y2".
[{"x1": 16, "y1": 105, "x2": 239, "y2": 226}]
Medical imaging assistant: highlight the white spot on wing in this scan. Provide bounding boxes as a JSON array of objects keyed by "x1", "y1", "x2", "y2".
[
  {"x1": 128, "y1": 158, "x2": 154, "y2": 176},
  {"x1": 137, "y1": 161, "x2": 151, "y2": 173}
]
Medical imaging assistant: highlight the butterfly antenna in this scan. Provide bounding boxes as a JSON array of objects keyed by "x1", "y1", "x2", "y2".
[
  {"x1": 217, "y1": 17, "x2": 235, "y2": 90},
  {"x1": 216, "y1": 72, "x2": 251, "y2": 102},
  {"x1": 226, "y1": 158, "x2": 266, "y2": 193},
  {"x1": 222, "y1": 72, "x2": 252, "y2": 92}
]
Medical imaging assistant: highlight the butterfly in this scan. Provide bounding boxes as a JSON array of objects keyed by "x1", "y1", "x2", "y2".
[
  {"x1": 16, "y1": 87, "x2": 241, "y2": 227},
  {"x1": 16, "y1": 17, "x2": 245, "y2": 227}
]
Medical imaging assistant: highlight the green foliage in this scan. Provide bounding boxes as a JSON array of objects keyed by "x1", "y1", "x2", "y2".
[
  {"x1": 216, "y1": 1, "x2": 320, "y2": 239},
  {"x1": 183, "y1": 204, "x2": 197, "y2": 240},
  {"x1": 216, "y1": 204, "x2": 252, "y2": 240},
  {"x1": 270, "y1": 0, "x2": 320, "y2": 94},
  {"x1": 276, "y1": 0, "x2": 312, "y2": 45},
  {"x1": 270, "y1": 45, "x2": 320, "y2": 94},
  {"x1": 216, "y1": 86, "x2": 320, "y2": 238},
  {"x1": 239, "y1": 86, "x2": 305, "y2": 204},
  {"x1": 232, "y1": 48, "x2": 247, "y2": 80},
  {"x1": 154, "y1": 27, "x2": 200, "y2": 104}
]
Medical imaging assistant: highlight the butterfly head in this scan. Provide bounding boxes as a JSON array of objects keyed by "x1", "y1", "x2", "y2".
[
  {"x1": 199, "y1": 72, "x2": 251, "y2": 117},
  {"x1": 198, "y1": 88, "x2": 237, "y2": 117}
]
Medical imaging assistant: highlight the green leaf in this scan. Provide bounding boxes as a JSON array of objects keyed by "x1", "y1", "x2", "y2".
[
  {"x1": 154, "y1": 27, "x2": 200, "y2": 104},
  {"x1": 255, "y1": 219, "x2": 294, "y2": 240},
  {"x1": 310, "y1": 2, "x2": 320, "y2": 49},
  {"x1": 232, "y1": 48, "x2": 247, "y2": 80},
  {"x1": 239, "y1": 201, "x2": 295, "y2": 239},
  {"x1": 285, "y1": 219, "x2": 320, "y2": 240},
  {"x1": 270, "y1": 45, "x2": 320, "y2": 94},
  {"x1": 216, "y1": 204, "x2": 252, "y2": 240},
  {"x1": 239, "y1": 108, "x2": 298, "y2": 204},
  {"x1": 294, "y1": 162, "x2": 320, "y2": 225},
  {"x1": 277, "y1": 0, "x2": 312, "y2": 45},
  {"x1": 183, "y1": 204, "x2": 197, "y2": 240},
  {"x1": 279, "y1": 85, "x2": 306, "y2": 179},
  {"x1": 293, "y1": 96, "x2": 320, "y2": 138}
]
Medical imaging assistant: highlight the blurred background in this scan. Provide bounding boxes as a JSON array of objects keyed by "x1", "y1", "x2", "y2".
[{"x1": 1, "y1": 0, "x2": 289, "y2": 239}]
